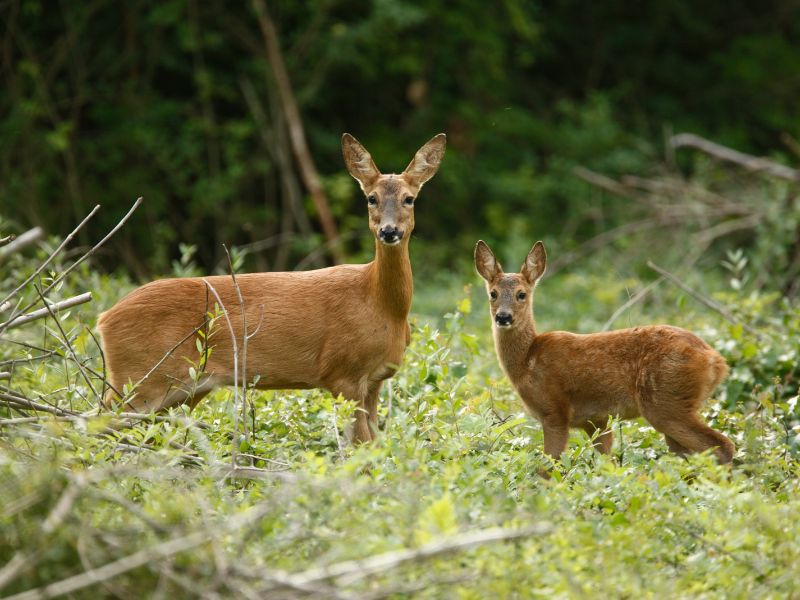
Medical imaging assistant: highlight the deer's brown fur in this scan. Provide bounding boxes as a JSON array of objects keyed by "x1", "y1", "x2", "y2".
[
  {"x1": 98, "y1": 133, "x2": 445, "y2": 443},
  {"x1": 475, "y1": 240, "x2": 734, "y2": 465}
]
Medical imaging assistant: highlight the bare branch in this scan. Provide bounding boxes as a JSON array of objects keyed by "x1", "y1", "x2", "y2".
[
  {"x1": 646, "y1": 261, "x2": 764, "y2": 339},
  {"x1": 0, "y1": 293, "x2": 92, "y2": 330},
  {"x1": 0, "y1": 227, "x2": 44, "y2": 257},
  {"x1": 0, "y1": 207, "x2": 99, "y2": 314},
  {"x1": 250, "y1": 0, "x2": 343, "y2": 264},
  {"x1": 276, "y1": 524, "x2": 552, "y2": 588},
  {"x1": 671, "y1": 133, "x2": 800, "y2": 183}
]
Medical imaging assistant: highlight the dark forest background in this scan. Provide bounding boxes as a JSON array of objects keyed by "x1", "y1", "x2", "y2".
[{"x1": 1, "y1": 0, "x2": 799, "y2": 280}]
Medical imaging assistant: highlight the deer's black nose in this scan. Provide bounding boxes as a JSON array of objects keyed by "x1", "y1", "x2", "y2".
[
  {"x1": 495, "y1": 312, "x2": 513, "y2": 327},
  {"x1": 379, "y1": 226, "x2": 403, "y2": 245}
]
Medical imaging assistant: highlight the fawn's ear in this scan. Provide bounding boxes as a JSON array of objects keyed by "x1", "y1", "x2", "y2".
[
  {"x1": 403, "y1": 133, "x2": 446, "y2": 190},
  {"x1": 342, "y1": 133, "x2": 381, "y2": 192},
  {"x1": 521, "y1": 241, "x2": 546, "y2": 285},
  {"x1": 475, "y1": 240, "x2": 502, "y2": 282}
]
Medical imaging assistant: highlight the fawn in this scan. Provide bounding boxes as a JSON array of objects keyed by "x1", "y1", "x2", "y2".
[
  {"x1": 97, "y1": 133, "x2": 446, "y2": 443},
  {"x1": 474, "y1": 240, "x2": 734, "y2": 465}
]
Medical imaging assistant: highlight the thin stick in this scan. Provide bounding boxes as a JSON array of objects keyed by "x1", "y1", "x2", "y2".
[
  {"x1": 123, "y1": 317, "x2": 212, "y2": 405},
  {"x1": 0, "y1": 372, "x2": 10, "y2": 380},
  {"x1": 202, "y1": 280, "x2": 240, "y2": 469},
  {"x1": 0, "y1": 206, "x2": 99, "y2": 312},
  {"x1": 601, "y1": 277, "x2": 664, "y2": 331},
  {"x1": 671, "y1": 133, "x2": 800, "y2": 183},
  {"x1": 0, "y1": 234, "x2": 15, "y2": 247},
  {"x1": 0, "y1": 293, "x2": 92, "y2": 330},
  {"x1": 37, "y1": 198, "x2": 143, "y2": 301},
  {"x1": 646, "y1": 261, "x2": 763, "y2": 338},
  {"x1": 223, "y1": 245, "x2": 250, "y2": 456},
  {"x1": 32, "y1": 287, "x2": 98, "y2": 399}
]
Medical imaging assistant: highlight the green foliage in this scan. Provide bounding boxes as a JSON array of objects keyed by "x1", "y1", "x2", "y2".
[{"x1": 1, "y1": 239, "x2": 799, "y2": 598}]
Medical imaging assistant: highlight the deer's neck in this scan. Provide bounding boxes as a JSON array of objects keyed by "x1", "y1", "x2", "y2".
[
  {"x1": 368, "y1": 239, "x2": 413, "y2": 319},
  {"x1": 494, "y1": 316, "x2": 537, "y2": 380}
]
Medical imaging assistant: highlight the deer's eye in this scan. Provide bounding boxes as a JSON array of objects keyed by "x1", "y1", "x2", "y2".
[
  {"x1": 490, "y1": 290, "x2": 498, "y2": 301},
  {"x1": 404, "y1": 196, "x2": 414, "y2": 206},
  {"x1": 517, "y1": 291, "x2": 527, "y2": 301},
  {"x1": 367, "y1": 195, "x2": 378, "y2": 206}
]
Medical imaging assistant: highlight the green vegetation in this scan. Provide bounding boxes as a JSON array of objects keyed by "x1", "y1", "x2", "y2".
[
  {"x1": 2, "y1": 2, "x2": 800, "y2": 597},
  {"x1": 2, "y1": 169, "x2": 799, "y2": 596}
]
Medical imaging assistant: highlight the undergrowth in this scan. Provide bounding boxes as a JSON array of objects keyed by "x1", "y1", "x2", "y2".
[{"x1": 1, "y1": 234, "x2": 799, "y2": 599}]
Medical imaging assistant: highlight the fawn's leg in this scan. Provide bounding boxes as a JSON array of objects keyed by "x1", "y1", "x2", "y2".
[
  {"x1": 582, "y1": 422, "x2": 614, "y2": 454},
  {"x1": 363, "y1": 380, "x2": 383, "y2": 441},
  {"x1": 664, "y1": 434, "x2": 689, "y2": 456},
  {"x1": 328, "y1": 379, "x2": 374, "y2": 444},
  {"x1": 541, "y1": 418, "x2": 570, "y2": 460},
  {"x1": 645, "y1": 410, "x2": 734, "y2": 464}
]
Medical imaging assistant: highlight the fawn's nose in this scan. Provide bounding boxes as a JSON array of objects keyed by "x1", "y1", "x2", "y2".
[
  {"x1": 495, "y1": 312, "x2": 513, "y2": 327},
  {"x1": 378, "y1": 225, "x2": 403, "y2": 245}
]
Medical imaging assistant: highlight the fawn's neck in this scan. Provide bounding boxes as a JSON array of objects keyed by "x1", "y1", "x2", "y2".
[
  {"x1": 367, "y1": 239, "x2": 413, "y2": 319},
  {"x1": 494, "y1": 316, "x2": 537, "y2": 379}
]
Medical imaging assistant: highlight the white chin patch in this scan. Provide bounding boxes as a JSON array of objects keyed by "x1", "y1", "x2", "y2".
[
  {"x1": 495, "y1": 322, "x2": 513, "y2": 329},
  {"x1": 380, "y1": 238, "x2": 402, "y2": 246}
]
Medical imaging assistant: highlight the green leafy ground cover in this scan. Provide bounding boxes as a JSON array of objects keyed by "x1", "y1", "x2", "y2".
[{"x1": 1, "y1": 235, "x2": 798, "y2": 599}]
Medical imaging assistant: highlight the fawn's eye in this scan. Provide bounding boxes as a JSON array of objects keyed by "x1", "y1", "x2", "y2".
[
  {"x1": 404, "y1": 196, "x2": 414, "y2": 206},
  {"x1": 367, "y1": 195, "x2": 377, "y2": 206},
  {"x1": 517, "y1": 291, "x2": 527, "y2": 301},
  {"x1": 490, "y1": 290, "x2": 498, "y2": 301}
]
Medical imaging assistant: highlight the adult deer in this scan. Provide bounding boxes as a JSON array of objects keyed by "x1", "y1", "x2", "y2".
[
  {"x1": 475, "y1": 240, "x2": 734, "y2": 466},
  {"x1": 98, "y1": 133, "x2": 446, "y2": 443}
]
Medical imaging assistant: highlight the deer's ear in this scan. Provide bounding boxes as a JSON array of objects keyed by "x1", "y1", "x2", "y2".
[
  {"x1": 521, "y1": 241, "x2": 546, "y2": 284},
  {"x1": 342, "y1": 133, "x2": 381, "y2": 192},
  {"x1": 475, "y1": 240, "x2": 502, "y2": 282},
  {"x1": 403, "y1": 133, "x2": 446, "y2": 189}
]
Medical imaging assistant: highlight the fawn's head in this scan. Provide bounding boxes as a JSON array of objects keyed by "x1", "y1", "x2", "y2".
[
  {"x1": 475, "y1": 240, "x2": 547, "y2": 329},
  {"x1": 342, "y1": 133, "x2": 446, "y2": 246}
]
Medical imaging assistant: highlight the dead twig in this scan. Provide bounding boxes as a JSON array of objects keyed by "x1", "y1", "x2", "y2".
[
  {"x1": 0, "y1": 206, "x2": 99, "y2": 317},
  {"x1": 271, "y1": 524, "x2": 552, "y2": 589},
  {"x1": 0, "y1": 234, "x2": 16, "y2": 247},
  {"x1": 646, "y1": 261, "x2": 764, "y2": 339},
  {"x1": 671, "y1": 133, "x2": 800, "y2": 183}
]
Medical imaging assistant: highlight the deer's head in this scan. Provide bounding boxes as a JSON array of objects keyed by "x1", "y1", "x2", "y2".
[
  {"x1": 475, "y1": 240, "x2": 547, "y2": 329},
  {"x1": 342, "y1": 133, "x2": 446, "y2": 247}
]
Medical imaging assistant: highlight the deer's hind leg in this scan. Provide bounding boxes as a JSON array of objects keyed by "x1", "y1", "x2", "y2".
[{"x1": 642, "y1": 403, "x2": 734, "y2": 464}]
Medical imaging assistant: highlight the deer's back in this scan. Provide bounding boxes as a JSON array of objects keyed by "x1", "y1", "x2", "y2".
[{"x1": 517, "y1": 325, "x2": 726, "y2": 425}]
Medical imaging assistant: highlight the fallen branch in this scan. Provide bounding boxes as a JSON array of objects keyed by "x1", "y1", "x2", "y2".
[
  {"x1": 2, "y1": 502, "x2": 274, "y2": 600},
  {"x1": 646, "y1": 261, "x2": 763, "y2": 339},
  {"x1": 0, "y1": 227, "x2": 43, "y2": 257},
  {"x1": 671, "y1": 133, "x2": 800, "y2": 183},
  {"x1": 0, "y1": 293, "x2": 92, "y2": 331},
  {"x1": 273, "y1": 524, "x2": 552, "y2": 589}
]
